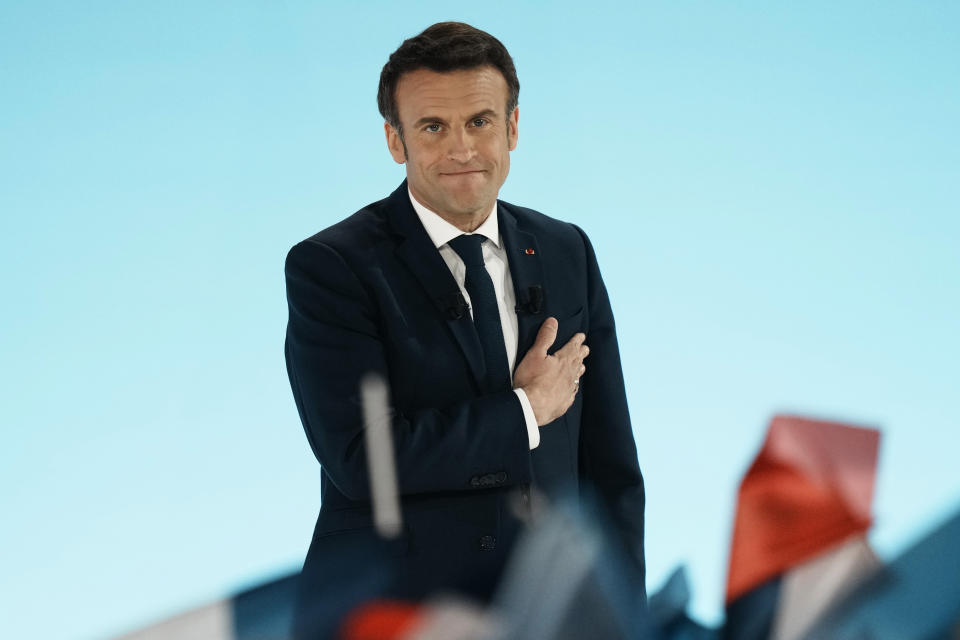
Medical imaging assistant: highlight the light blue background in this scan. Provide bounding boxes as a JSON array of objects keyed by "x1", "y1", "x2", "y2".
[{"x1": 2, "y1": 2, "x2": 958, "y2": 638}]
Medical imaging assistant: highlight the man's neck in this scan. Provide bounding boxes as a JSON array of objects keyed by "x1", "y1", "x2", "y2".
[{"x1": 408, "y1": 188, "x2": 501, "y2": 252}]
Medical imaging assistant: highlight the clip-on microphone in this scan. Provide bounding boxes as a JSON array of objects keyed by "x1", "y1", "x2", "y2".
[
  {"x1": 441, "y1": 291, "x2": 470, "y2": 320},
  {"x1": 515, "y1": 285, "x2": 544, "y2": 315}
]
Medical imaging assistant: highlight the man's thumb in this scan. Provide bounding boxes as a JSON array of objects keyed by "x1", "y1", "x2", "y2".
[{"x1": 533, "y1": 317, "x2": 558, "y2": 355}]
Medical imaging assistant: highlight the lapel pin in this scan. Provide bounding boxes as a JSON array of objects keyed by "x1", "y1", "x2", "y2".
[{"x1": 525, "y1": 248, "x2": 535, "y2": 255}]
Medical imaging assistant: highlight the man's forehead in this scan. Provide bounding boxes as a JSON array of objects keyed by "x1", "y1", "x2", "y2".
[{"x1": 396, "y1": 66, "x2": 508, "y2": 119}]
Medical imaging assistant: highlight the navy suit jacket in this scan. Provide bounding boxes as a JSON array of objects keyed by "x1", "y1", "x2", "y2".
[{"x1": 284, "y1": 181, "x2": 645, "y2": 629}]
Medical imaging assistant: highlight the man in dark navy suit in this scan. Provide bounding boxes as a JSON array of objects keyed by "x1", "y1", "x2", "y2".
[{"x1": 284, "y1": 21, "x2": 645, "y2": 636}]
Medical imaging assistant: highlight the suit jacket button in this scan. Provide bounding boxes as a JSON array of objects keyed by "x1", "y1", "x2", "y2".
[
  {"x1": 496, "y1": 471, "x2": 507, "y2": 484},
  {"x1": 470, "y1": 476, "x2": 481, "y2": 488},
  {"x1": 479, "y1": 535, "x2": 496, "y2": 551}
]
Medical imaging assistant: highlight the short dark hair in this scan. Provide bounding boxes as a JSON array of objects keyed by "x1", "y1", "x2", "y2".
[{"x1": 377, "y1": 22, "x2": 520, "y2": 132}]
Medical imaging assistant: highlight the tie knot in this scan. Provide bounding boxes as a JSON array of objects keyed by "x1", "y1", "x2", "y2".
[{"x1": 447, "y1": 234, "x2": 486, "y2": 268}]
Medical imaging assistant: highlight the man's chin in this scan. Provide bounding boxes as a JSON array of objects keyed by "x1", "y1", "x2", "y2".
[
  {"x1": 446, "y1": 188, "x2": 498, "y2": 214},
  {"x1": 447, "y1": 198, "x2": 495, "y2": 219},
  {"x1": 412, "y1": 182, "x2": 497, "y2": 219}
]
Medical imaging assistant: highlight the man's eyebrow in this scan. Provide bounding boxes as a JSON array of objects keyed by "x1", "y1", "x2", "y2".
[
  {"x1": 468, "y1": 109, "x2": 499, "y2": 120},
  {"x1": 413, "y1": 115, "x2": 447, "y2": 128}
]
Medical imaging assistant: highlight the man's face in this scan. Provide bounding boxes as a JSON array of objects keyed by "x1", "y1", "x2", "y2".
[{"x1": 385, "y1": 66, "x2": 519, "y2": 226}]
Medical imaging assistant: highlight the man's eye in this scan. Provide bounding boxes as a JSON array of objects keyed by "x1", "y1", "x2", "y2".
[
  {"x1": 425, "y1": 124, "x2": 441, "y2": 132},
  {"x1": 472, "y1": 118, "x2": 487, "y2": 127}
]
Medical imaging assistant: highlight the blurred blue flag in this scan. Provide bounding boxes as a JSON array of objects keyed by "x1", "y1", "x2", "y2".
[{"x1": 801, "y1": 506, "x2": 960, "y2": 639}]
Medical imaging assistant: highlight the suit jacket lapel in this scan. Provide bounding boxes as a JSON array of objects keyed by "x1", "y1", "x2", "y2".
[
  {"x1": 386, "y1": 181, "x2": 488, "y2": 390},
  {"x1": 498, "y1": 203, "x2": 546, "y2": 368}
]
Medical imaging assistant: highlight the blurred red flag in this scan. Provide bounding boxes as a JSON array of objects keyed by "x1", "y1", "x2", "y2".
[
  {"x1": 339, "y1": 600, "x2": 425, "y2": 640},
  {"x1": 725, "y1": 415, "x2": 880, "y2": 603}
]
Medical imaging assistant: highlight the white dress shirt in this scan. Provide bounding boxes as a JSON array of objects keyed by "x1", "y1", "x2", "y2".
[{"x1": 408, "y1": 190, "x2": 541, "y2": 450}]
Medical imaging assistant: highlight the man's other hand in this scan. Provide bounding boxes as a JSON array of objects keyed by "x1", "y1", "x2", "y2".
[{"x1": 513, "y1": 317, "x2": 588, "y2": 426}]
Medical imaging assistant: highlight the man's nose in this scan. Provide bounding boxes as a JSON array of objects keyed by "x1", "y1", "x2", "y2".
[{"x1": 446, "y1": 128, "x2": 476, "y2": 163}]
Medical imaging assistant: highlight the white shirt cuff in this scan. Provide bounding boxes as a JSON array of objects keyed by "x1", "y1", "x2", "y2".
[{"x1": 513, "y1": 388, "x2": 540, "y2": 450}]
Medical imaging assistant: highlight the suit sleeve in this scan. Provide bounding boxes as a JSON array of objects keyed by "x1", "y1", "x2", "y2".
[
  {"x1": 573, "y1": 225, "x2": 647, "y2": 594},
  {"x1": 284, "y1": 239, "x2": 532, "y2": 501}
]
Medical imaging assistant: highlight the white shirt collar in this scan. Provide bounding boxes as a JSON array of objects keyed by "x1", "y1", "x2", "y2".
[{"x1": 408, "y1": 188, "x2": 501, "y2": 250}]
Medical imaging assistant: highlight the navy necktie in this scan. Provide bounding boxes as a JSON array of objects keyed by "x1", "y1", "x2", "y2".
[{"x1": 447, "y1": 234, "x2": 512, "y2": 394}]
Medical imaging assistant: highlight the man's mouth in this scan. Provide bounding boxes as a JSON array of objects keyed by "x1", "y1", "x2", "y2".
[{"x1": 440, "y1": 169, "x2": 486, "y2": 176}]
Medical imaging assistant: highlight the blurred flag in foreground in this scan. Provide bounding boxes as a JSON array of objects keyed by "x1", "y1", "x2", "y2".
[
  {"x1": 800, "y1": 507, "x2": 960, "y2": 639},
  {"x1": 115, "y1": 412, "x2": 960, "y2": 639},
  {"x1": 114, "y1": 574, "x2": 297, "y2": 640},
  {"x1": 723, "y1": 414, "x2": 882, "y2": 640}
]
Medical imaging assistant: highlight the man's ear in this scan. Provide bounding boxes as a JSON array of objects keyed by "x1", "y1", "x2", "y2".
[
  {"x1": 507, "y1": 106, "x2": 519, "y2": 151},
  {"x1": 385, "y1": 122, "x2": 406, "y2": 164}
]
